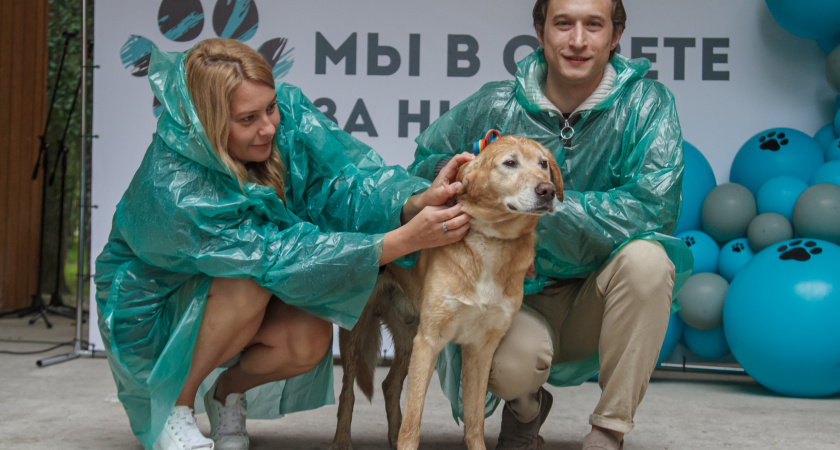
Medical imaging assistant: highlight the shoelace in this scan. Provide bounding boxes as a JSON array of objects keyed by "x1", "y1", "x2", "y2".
[
  {"x1": 168, "y1": 409, "x2": 213, "y2": 449},
  {"x1": 216, "y1": 398, "x2": 247, "y2": 435}
]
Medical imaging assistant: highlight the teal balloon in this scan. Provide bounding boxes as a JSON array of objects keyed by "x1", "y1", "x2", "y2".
[
  {"x1": 717, "y1": 238, "x2": 754, "y2": 283},
  {"x1": 826, "y1": 137, "x2": 840, "y2": 162},
  {"x1": 809, "y1": 160, "x2": 840, "y2": 186},
  {"x1": 675, "y1": 142, "x2": 717, "y2": 235},
  {"x1": 684, "y1": 325, "x2": 730, "y2": 360},
  {"x1": 829, "y1": 45, "x2": 840, "y2": 95},
  {"x1": 765, "y1": 0, "x2": 840, "y2": 40},
  {"x1": 817, "y1": 31, "x2": 840, "y2": 54},
  {"x1": 835, "y1": 108, "x2": 840, "y2": 136},
  {"x1": 676, "y1": 273, "x2": 729, "y2": 331},
  {"x1": 792, "y1": 183, "x2": 840, "y2": 245},
  {"x1": 675, "y1": 230, "x2": 719, "y2": 274},
  {"x1": 730, "y1": 128, "x2": 825, "y2": 197},
  {"x1": 724, "y1": 239, "x2": 840, "y2": 397},
  {"x1": 747, "y1": 213, "x2": 794, "y2": 253},
  {"x1": 656, "y1": 312, "x2": 684, "y2": 367},
  {"x1": 701, "y1": 183, "x2": 757, "y2": 245},
  {"x1": 756, "y1": 175, "x2": 808, "y2": 221},
  {"x1": 813, "y1": 123, "x2": 838, "y2": 151}
]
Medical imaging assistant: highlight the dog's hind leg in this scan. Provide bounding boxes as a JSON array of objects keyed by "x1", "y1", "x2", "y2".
[
  {"x1": 460, "y1": 337, "x2": 503, "y2": 450},
  {"x1": 331, "y1": 326, "x2": 358, "y2": 450},
  {"x1": 396, "y1": 329, "x2": 445, "y2": 450},
  {"x1": 382, "y1": 304, "x2": 418, "y2": 449}
]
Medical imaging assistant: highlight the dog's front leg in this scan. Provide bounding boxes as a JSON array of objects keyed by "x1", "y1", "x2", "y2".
[
  {"x1": 396, "y1": 329, "x2": 445, "y2": 450},
  {"x1": 461, "y1": 337, "x2": 503, "y2": 450}
]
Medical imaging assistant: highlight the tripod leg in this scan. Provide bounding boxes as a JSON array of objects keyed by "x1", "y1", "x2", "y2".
[{"x1": 29, "y1": 307, "x2": 53, "y2": 328}]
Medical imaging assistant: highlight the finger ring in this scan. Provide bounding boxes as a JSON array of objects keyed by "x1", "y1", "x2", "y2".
[{"x1": 442, "y1": 222, "x2": 449, "y2": 232}]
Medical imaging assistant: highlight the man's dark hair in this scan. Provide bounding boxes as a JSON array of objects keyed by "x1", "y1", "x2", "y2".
[{"x1": 532, "y1": 0, "x2": 626, "y2": 60}]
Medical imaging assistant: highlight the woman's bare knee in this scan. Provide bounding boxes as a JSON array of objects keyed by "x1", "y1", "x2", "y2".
[
  {"x1": 254, "y1": 302, "x2": 332, "y2": 370},
  {"x1": 208, "y1": 277, "x2": 272, "y2": 317},
  {"x1": 289, "y1": 316, "x2": 332, "y2": 369}
]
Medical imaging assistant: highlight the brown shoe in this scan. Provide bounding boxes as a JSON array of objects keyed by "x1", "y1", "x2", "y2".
[
  {"x1": 495, "y1": 387, "x2": 553, "y2": 450},
  {"x1": 582, "y1": 428, "x2": 623, "y2": 450}
]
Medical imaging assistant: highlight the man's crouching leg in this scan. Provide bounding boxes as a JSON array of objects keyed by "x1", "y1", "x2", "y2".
[
  {"x1": 585, "y1": 240, "x2": 675, "y2": 447},
  {"x1": 488, "y1": 306, "x2": 554, "y2": 450}
]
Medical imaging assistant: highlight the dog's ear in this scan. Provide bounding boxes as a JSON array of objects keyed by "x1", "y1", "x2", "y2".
[
  {"x1": 548, "y1": 153, "x2": 564, "y2": 202},
  {"x1": 455, "y1": 160, "x2": 474, "y2": 196}
]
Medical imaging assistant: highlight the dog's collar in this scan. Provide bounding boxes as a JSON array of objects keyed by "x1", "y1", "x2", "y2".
[{"x1": 472, "y1": 129, "x2": 501, "y2": 155}]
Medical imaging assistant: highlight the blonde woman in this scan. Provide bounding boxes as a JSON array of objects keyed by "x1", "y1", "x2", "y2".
[{"x1": 95, "y1": 38, "x2": 472, "y2": 450}]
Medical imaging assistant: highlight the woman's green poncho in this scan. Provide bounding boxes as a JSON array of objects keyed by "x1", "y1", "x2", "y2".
[{"x1": 94, "y1": 48, "x2": 428, "y2": 448}]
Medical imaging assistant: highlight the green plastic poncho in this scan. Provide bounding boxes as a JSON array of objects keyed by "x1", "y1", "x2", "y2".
[
  {"x1": 94, "y1": 48, "x2": 429, "y2": 449},
  {"x1": 408, "y1": 49, "x2": 694, "y2": 420}
]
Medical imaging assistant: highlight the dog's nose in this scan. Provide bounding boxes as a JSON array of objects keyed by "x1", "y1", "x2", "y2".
[{"x1": 536, "y1": 182, "x2": 555, "y2": 200}]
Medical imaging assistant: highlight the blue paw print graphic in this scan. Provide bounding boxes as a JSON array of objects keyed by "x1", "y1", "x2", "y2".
[
  {"x1": 730, "y1": 241, "x2": 745, "y2": 253},
  {"x1": 758, "y1": 131, "x2": 788, "y2": 152},
  {"x1": 119, "y1": 0, "x2": 294, "y2": 116},
  {"x1": 683, "y1": 236, "x2": 696, "y2": 247},
  {"x1": 777, "y1": 240, "x2": 822, "y2": 261}
]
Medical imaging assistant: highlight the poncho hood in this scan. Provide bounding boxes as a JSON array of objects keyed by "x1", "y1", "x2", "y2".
[{"x1": 148, "y1": 48, "x2": 231, "y2": 175}]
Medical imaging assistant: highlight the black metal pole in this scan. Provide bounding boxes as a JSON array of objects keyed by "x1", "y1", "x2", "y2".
[{"x1": 44, "y1": 76, "x2": 83, "y2": 320}]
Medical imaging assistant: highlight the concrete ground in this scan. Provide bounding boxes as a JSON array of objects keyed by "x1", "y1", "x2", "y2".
[{"x1": 1, "y1": 314, "x2": 838, "y2": 450}]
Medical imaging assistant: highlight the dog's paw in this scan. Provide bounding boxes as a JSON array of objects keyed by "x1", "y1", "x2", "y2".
[{"x1": 329, "y1": 443, "x2": 353, "y2": 450}]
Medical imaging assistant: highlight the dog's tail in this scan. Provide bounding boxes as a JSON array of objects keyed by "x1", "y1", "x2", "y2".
[{"x1": 353, "y1": 282, "x2": 392, "y2": 400}]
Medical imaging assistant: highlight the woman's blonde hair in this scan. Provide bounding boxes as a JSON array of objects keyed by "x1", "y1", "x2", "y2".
[{"x1": 185, "y1": 38, "x2": 286, "y2": 202}]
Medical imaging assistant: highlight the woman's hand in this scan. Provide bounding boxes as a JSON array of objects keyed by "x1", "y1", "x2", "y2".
[
  {"x1": 380, "y1": 203, "x2": 471, "y2": 265},
  {"x1": 401, "y1": 153, "x2": 475, "y2": 223}
]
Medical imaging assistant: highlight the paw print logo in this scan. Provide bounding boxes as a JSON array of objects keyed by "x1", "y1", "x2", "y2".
[
  {"x1": 758, "y1": 131, "x2": 789, "y2": 152},
  {"x1": 683, "y1": 236, "x2": 696, "y2": 248},
  {"x1": 777, "y1": 240, "x2": 822, "y2": 261},
  {"x1": 119, "y1": 0, "x2": 294, "y2": 116},
  {"x1": 731, "y1": 242, "x2": 745, "y2": 253}
]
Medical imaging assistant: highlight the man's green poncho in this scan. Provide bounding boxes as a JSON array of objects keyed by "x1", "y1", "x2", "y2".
[
  {"x1": 94, "y1": 48, "x2": 428, "y2": 449},
  {"x1": 409, "y1": 49, "x2": 694, "y2": 420}
]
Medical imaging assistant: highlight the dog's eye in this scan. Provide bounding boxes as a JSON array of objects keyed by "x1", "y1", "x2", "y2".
[
  {"x1": 539, "y1": 160, "x2": 548, "y2": 169},
  {"x1": 503, "y1": 160, "x2": 518, "y2": 168}
]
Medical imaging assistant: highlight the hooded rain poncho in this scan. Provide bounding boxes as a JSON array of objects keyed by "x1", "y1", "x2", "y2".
[
  {"x1": 94, "y1": 48, "x2": 429, "y2": 449},
  {"x1": 408, "y1": 49, "x2": 694, "y2": 421}
]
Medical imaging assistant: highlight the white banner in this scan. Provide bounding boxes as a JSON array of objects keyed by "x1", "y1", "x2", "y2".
[{"x1": 89, "y1": 0, "x2": 835, "y2": 350}]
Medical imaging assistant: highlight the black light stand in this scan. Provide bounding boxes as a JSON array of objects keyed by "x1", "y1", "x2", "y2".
[
  {"x1": 0, "y1": 30, "x2": 77, "y2": 328},
  {"x1": 45, "y1": 76, "x2": 84, "y2": 321}
]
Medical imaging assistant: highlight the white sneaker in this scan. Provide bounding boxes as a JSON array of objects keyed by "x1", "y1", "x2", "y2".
[
  {"x1": 153, "y1": 406, "x2": 214, "y2": 450},
  {"x1": 204, "y1": 382, "x2": 249, "y2": 450}
]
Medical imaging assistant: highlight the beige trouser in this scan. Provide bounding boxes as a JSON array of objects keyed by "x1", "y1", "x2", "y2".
[{"x1": 487, "y1": 240, "x2": 675, "y2": 434}]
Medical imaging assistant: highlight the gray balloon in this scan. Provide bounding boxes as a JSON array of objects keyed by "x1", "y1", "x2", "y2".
[
  {"x1": 677, "y1": 272, "x2": 729, "y2": 331},
  {"x1": 747, "y1": 212, "x2": 794, "y2": 253},
  {"x1": 701, "y1": 183, "x2": 757, "y2": 245},
  {"x1": 792, "y1": 183, "x2": 840, "y2": 245},
  {"x1": 827, "y1": 45, "x2": 840, "y2": 94}
]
